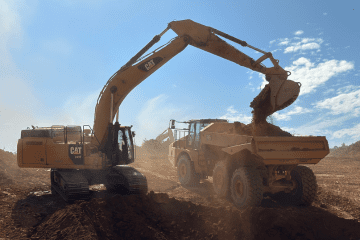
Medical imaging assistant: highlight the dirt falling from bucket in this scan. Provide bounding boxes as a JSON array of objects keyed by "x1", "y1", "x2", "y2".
[{"x1": 249, "y1": 84, "x2": 292, "y2": 137}]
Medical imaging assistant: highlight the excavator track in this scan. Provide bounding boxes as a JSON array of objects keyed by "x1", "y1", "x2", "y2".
[
  {"x1": 51, "y1": 169, "x2": 90, "y2": 202},
  {"x1": 106, "y1": 165, "x2": 148, "y2": 195}
]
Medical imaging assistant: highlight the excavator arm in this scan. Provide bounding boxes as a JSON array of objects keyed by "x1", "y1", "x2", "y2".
[{"x1": 93, "y1": 19, "x2": 300, "y2": 148}]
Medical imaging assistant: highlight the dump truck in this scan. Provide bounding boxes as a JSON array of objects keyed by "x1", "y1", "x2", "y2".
[{"x1": 168, "y1": 119, "x2": 329, "y2": 209}]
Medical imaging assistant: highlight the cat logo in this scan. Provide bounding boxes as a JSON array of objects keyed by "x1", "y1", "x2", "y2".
[
  {"x1": 145, "y1": 59, "x2": 155, "y2": 70},
  {"x1": 138, "y1": 57, "x2": 163, "y2": 72},
  {"x1": 70, "y1": 146, "x2": 82, "y2": 155},
  {"x1": 68, "y1": 144, "x2": 84, "y2": 165}
]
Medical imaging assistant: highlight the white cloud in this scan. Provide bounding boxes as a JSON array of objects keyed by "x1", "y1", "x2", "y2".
[
  {"x1": 281, "y1": 127, "x2": 296, "y2": 134},
  {"x1": 280, "y1": 114, "x2": 359, "y2": 147},
  {"x1": 0, "y1": 0, "x2": 89, "y2": 152},
  {"x1": 135, "y1": 94, "x2": 186, "y2": 145},
  {"x1": 0, "y1": 0, "x2": 39, "y2": 152},
  {"x1": 285, "y1": 57, "x2": 354, "y2": 95},
  {"x1": 279, "y1": 40, "x2": 290, "y2": 46},
  {"x1": 332, "y1": 123, "x2": 360, "y2": 139},
  {"x1": 315, "y1": 88, "x2": 360, "y2": 116},
  {"x1": 323, "y1": 88, "x2": 335, "y2": 95},
  {"x1": 282, "y1": 114, "x2": 349, "y2": 137},
  {"x1": 336, "y1": 85, "x2": 360, "y2": 94},
  {"x1": 300, "y1": 38, "x2": 314, "y2": 44},
  {"x1": 0, "y1": 0, "x2": 23, "y2": 52},
  {"x1": 323, "y1": 12, "x2": 328, "y2": 16},
  {"x1": 57, "y1": 91, "x2": 99, "y2": 126},
  {"x1": 219, "y1": 106, "x2": 252, "y2": 124},
  {"x1": 273, "y1": 106, "x2": 312, "y2": 121},
  {"x1": 284, "y1": 42, "x2": 321, "y2": 53},
  {"x1": 269, "y1": 40, "x2": 276, "y2": 45},
  {"x1": 294, "y1": 30, "x2": 304, "y2": 36},
  {"x1": 282, "y1": 37, "x2": 323, "y2": 53}
]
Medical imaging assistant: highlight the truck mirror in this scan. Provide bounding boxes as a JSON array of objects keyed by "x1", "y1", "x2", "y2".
[
  {"x1": 170, "y1": 120, "x2": 175, "y2": 129},
  {"x1": 132, "y1": 131, "x2": 136, "y2": 137}
]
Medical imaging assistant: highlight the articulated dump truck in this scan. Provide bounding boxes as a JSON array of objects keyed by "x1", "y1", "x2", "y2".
[{"x1": 168, "y1": 119, "x2": 329, "y2": 210}]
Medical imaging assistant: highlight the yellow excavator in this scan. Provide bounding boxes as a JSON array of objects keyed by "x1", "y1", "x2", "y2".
[{"x1": 17, "y1": 19, "x2": 300, "y2": 202}]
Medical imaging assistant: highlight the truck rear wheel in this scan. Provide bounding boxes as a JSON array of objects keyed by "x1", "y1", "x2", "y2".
[
  {"x1": 230, "y1": 167, "x2": 263, "y2": 210},
  {"x1": 177, "y1": 155, "x2": 199, "y2": 187},
  {"x1": 271, "y1": 166, "x2": 317, "y2": 206},
  {"x1": 213, "y1": 161, "x2": 230, "y2": 198}
]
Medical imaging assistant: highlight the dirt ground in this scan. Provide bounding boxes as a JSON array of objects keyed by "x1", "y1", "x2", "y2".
[{"x1": 2, "y1": 149, "x2": 360, "y2": 240}]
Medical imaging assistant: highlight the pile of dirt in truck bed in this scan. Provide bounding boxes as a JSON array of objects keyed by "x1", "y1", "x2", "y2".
[
  {"x1": 27, "y1": 191, "x2": 360, "y2": 240},
  {"x1": 234, "y1": 121, "x2": 292, "y2": 137}
]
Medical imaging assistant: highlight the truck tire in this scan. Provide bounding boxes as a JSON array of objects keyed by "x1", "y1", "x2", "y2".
[
  {"x1": 230, "y1": 167, "x2": 263, "y2": 210},
  {"x1": 271, "y1": 165, "x2": 317, "y2": 206},
  {"x1": 213, "y1": 161, "x2": 230, "y2": 198},
  {"x1": 177, "y1": 155, "x2": 199, "y2": 187}
]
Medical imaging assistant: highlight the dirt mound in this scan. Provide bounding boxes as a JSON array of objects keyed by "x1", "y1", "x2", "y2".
[
  {"x1": 27, "y1": 191, "x2": 360, "y2": 240},
  {"x1": 329, "y1": 140, "x2": 360, "y2": 158},
  {"x1": 0, "y1": 149, "x2": 49, "y2": 187},
  {"x1": 30, "y1": 192, "x2": 229, "y2": 240},
  {"x1": 137, "y1": 140, "x2": 169, "y2": 160},
  {"x1": 0, "y1": 149, "x2": 18, "y2": 185}
]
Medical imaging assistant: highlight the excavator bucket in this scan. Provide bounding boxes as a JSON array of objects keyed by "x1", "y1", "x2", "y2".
[
  {"x1": 270, "y1": 79, "x2": 301, "y2": 112},
  {"x1": 251, "y1": 77, "x2": 300, "y2": 123}
]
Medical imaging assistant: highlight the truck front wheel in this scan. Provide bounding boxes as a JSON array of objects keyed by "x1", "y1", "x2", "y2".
[
  {"x1": 213, "y1": 161, "x2": 230, "y2": 198},
  {"x1": 177, "y1": 155, "x2": 199, "y2": 187},
  {"x1": 230, "y1": 167, "x2": 263, "y2": 210}
]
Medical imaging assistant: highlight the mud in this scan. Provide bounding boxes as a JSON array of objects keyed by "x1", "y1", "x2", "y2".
[
  {"x1": 24, "y1": 191, "x2": 360, "y2": 240},
  {"x1": 2, "y1": 149, "x2": 360, "y2": 239}
]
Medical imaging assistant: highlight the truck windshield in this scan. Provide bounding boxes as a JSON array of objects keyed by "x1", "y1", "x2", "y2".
[{"x1": 200, "y1": 123, "x2": 210, "y2": 131}]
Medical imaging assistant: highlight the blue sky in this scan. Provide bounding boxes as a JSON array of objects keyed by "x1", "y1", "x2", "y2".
[{"x1": 1, "y1": 0, "x2": 359, "y2": 152}]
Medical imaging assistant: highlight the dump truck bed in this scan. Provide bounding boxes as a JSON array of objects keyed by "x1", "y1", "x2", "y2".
[
  {"x1": 251, "y1": 136, "x2": 329, "y2": 164},
  {"x1": 200, "y1": 131, "x2": 329, "y2": 165}
]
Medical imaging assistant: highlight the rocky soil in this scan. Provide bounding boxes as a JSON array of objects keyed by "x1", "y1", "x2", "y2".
[{"x1": 2, "y1": 149, "x2": 360, "y2": 240}]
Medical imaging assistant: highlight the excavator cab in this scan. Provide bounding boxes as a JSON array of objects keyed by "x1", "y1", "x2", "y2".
[
  {"x1": 117, "y1": 126, "x2": 135, "y2": 164},
  {"x1": 103, "y1": 123, "x2": 135, "y2": 166}
]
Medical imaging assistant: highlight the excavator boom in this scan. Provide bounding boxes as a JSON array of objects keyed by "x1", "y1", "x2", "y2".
[{"x1": 93, "y1": 19, "x2": 300, "y2": 148}]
